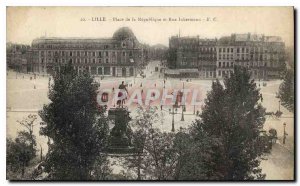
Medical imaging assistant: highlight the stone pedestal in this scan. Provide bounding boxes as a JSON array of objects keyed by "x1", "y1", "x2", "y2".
[{"x1": 107, "y1": 107, "x2": 135, "y2": 154}]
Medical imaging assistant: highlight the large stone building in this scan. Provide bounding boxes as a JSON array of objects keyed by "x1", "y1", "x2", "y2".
[
  {"x1": 168, "y1": 33, "x2": 286, "y2": 79},
  {"x1": 216, "y1": 33, "x2": 286, "y2": 79},
  {"x1": 30, "y1": 27, "x2": 143, "y2": 77},
  {"x1": 168, "y1": 35, "x2": 217, "y2": 78}
]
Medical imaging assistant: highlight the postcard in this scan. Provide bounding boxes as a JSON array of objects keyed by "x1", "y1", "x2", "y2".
[{"x1": 6, "y1": 7, "x2": 294, "y2": 181}]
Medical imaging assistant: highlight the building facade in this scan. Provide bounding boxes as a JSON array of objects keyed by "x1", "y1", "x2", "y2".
[
  {"x1": 216, "y1": 33, "x2": 286, "y2": 79},
  {"x1": 7, "y1": 43, "x2": 33, "y2": 73},
  {"x1": 168, "y1": 35, "x2": 217, "y2": 78},
  {"x1": 168, "y1": 33, "x2": 286, "y2": 79},
  {"x1": 30, "y1": 27, "x2": 143, "y2": 77}
]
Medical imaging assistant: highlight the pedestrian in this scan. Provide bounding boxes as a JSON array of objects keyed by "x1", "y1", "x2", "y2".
[{"x1": 140, "y1": 83, "x2": 142, "y2": 87}]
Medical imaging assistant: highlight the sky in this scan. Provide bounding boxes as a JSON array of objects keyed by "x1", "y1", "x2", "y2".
[{"x1": 7, "y1": 7, "x2": 294, "y2": 47}]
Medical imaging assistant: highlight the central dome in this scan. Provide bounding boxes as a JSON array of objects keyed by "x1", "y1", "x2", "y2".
[{"x1": 113, "y1": 27, "x2": 136, "y2": 41}]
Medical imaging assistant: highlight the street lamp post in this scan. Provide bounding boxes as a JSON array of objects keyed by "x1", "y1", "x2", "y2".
[
  {"x1": 279, "y1": 100, "x2": 281, "y2": 112},
  {"x1": 193, "y1": 105, "x2": 196, "y2": 115},
  {"x1": 283, "y1": 122, "x2": 287, "y2": 145},
  {"x1": 169, "y1": 106, "x2": 177, "y2": 132},
  {"x1": 181, "y1": 82, "x2": 185, "y2": 121},
  {"x1": 181, "y1": 106, "x2": 185, "y2": 121}
]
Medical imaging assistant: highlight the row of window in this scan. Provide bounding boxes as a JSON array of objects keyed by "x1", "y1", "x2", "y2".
[
  {"x1": 218, "y1": 62, "x2": 234, "y2": 68},
  {"x1": 218, "y1": 70, "x2": 233, "y2": 77},
  {"x1": 38, "y1": 44, "x2": 115, "y2": 50},
  {"x1": 218, "y1": 69, "x2": 262, "y2": 77},
  {"x1": 180, "y1": 60, "x2": 279, "y2": 68},
  {"x1": 180, "y1": 46, "x2": 217, "y2": 52},
  {"x1": 218, "y1": 47, "x2": 260, "y2": 53},
  {"x1": 218, "y1": 47, "x2": 283, "y2": 54},
  {"x1": 76, "y1": 66, "x2": 134, "y2": 76},
  {"x1": 218, "y1": 53, "x2": 280, "y2": 61},
  {"x1": 40, "y1": 50, "x2": 133, "y2": 57},
  {"x1": 217, "y1": 61, "x2": 278, "y2": 68},
  {"x1": 41, "y1": 58, "x2": 113, "y2": 64},
  {"x1": 180, "y1": 54, "x2": 281, "y2": 61}
]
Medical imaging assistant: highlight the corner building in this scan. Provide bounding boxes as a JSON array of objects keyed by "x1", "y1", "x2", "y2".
[
  {"x1": 31, "y1": 27, "x2": 142, "y2": 77},
  {"x1": 168, "y1": 33, "x2": 285, "y2": 79},
  {"x1": 216, "y1": 33, "x2": 285, "y2": 79},
  {"x1": 168, "y1": 35, "x2": 217, "y2": 78}
]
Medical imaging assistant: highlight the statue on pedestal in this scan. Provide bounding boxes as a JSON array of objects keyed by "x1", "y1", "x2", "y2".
[{"x1": 107, "y1": 107, "x2": 135, "y2": 154}]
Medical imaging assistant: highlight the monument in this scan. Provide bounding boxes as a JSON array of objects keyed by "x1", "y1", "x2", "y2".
[{"x1": 107, "y1": 107, "x2": 135, "y2": 154}]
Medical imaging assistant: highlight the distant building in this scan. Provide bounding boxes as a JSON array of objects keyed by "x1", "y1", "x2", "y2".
[
  {"x1": 168, "y1": 33, "x2": 286, "y2": 79},
  {"x1": 148, "y1": 44, "x2": 168, "y2": 61},
  {"x1": 168, "y1": 35, "x2": 217, "y2": 78},
  {"x1": 30, "y1": 27, "x2": 143, "y2": 77},
  {"x1": 216, "y1": 33, "x2": 285, "y2": 79},
  {"x1": 6, "y1": 43, "x2": 32, "y2": 73}
]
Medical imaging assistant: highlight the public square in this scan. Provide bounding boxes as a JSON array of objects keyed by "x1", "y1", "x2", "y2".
[{"x1": 6, "y1": 60, "x2": 294, "y2": 180}]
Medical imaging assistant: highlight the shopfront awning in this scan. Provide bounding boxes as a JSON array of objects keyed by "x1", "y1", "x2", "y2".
[
  {"x1": 165, "y1": 69, "x2": 180, "y2": 75},
  {"x1": 179, "y1": 69, "x2": 199, "y2": 73}
]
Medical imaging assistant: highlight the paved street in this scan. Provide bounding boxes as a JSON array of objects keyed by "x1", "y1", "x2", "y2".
[{"x1": 6, "y1": 60, "x2": 294, "y2": 179}]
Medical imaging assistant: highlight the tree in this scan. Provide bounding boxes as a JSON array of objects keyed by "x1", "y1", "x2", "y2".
[
  {"x1": 17, "y1": 114, "x2": 38, "y2": 155},
  {"x1": 124, "y1": 107, "x2": 178, "y2": 180},
  {"x1": 39, "y1": 63, "x2": 109, "y2": 180},
  {"x1": 7, "y1": 114, "x2": 38, "y2": 179},
  {"x1": 172, "y1": 126, "x2": 226, "y2": 180},
  {"x1": 279, "y1": 69, "x2": 294, "y2": 112},
  {"x1": 200, "y1": 66, "x2": 266, "y2": 180},
  {"x1": 7, "y1": 135, "x2": 37, "y2": 179}
]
